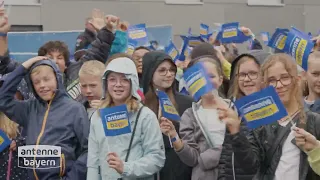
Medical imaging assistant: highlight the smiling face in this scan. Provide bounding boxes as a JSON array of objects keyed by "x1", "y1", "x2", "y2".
[
  {"x1": 265, "y1": 61, "x2": 295, "y2": 105},
  {"x1": 106, "y1": 72, "x2": 131, "y2": 105},
  {"x1": 31, "y1": 65, "x2": 58, "y2": 101},
  {"x1": 152, "y1": 60, "x2": 176, "y2": 91},
  {"x1": 238, "y1": 58, "x2": 261, "y2": 96},
  {"x1": 306, "y1": 54, "x2": 320, "y2": 97}
]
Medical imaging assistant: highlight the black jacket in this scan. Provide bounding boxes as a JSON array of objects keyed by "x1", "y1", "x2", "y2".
[
  {"x1": 252, "y1": 109, "x2": 320, "y2": 180},
  {"x1": 218, "y1": 121, "x2": 258, "y2": 180},
  {"x1": 75, "y1": 28, "x2": 96, "y2": 52},
  {"x1": 64, "y1": 27, "x2": 114, "y2": 104},
  {"x1": 141, "y1": 51, "x2": 193, "y2": 180}
]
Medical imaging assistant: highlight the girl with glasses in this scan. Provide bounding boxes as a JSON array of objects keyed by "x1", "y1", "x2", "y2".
[
  {"x1": 141, "y1": 51, "x2": 194, "y2": 180},
  {"x1": 231, "y1": 53, "x2": 320, "y2": 180},
  {"x1": 228, "y1": 50, "x2": 271, "y2": 100}
]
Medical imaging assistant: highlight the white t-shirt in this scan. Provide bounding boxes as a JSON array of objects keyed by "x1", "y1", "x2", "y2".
[
  {"x1": 274, "y1": 121, "x2": 300, "y2": 180},
  {"x1": 197, "y1": 106, "x2": 226, "y2": 148}
]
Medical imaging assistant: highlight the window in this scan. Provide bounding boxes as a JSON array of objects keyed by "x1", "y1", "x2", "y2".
[
  {"x1": 247, "y1": 0, "x2": 284, "y2": 6},
  {"x1": 165, "y1": 0, "x2": 203, "y2": 5},
  {"x1": 5, "y1": 0, "x2": 40, "y2": 5}
]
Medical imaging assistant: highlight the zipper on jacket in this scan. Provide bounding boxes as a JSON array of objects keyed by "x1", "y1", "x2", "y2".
[{"x1": 33, "y1": 94, "x2": 55, "y2": 180}]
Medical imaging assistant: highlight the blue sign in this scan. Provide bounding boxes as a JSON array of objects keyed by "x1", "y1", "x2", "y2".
[
  {"x1": 234, "y1": 86, "x2": 288, "y2": 129},
  {"x1": 100, "y1": 105, "x2": 131, "y2": 136},
  {"x1": 165, "y1": 41, "x2": 179, "y2": 62},
  {"x1": 128, "y1": 23, "x2": 148, "y2": 45},
  {"x1": 283, "y1": 27, "x2": 314, "y2": 71},
  {"x1": 0, "y1": 129, "x2": 11, "y2": 153},
  {"x1": 178, "y1": 36, "x2": 190, "y2": 61},
  {"x1": 217, "y1": 22, "x2": 251, "y2": 44},
  {"x1": 157, "y1": 90, "x2": 180, "y2": 121},
  {"x1": 183, "y1": 62, "x2": 214, "y2": 101},
  {"x1": 267, "y1": 28, "x2": 289, "y2": 52},
  {"x1": 200, "y1": 23, "x2": 209, "y2": 40},
  {"x1": 127, "y1": 38, "x2": 138, "y2": 55}
]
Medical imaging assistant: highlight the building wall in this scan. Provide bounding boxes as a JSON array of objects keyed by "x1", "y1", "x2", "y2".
[{"x1": 6, "y1": 0, "x2": 320, "y2": 47}]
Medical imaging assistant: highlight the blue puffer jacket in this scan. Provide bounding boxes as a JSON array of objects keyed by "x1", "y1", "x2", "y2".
[{"x1": 0, "y1": 60, "x2": 89, "y2": 180}]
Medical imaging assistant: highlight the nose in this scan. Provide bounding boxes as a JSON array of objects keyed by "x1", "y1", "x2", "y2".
[
  {"x1": 275, "y1": 81, "x2": 284, "y2": 89},
  {"x1": 115, "y1": 79, "x2": 122, "y2": 87},
  {"x1": 39, "y1": 81, "x2": 46, "y2": 88},
  {"x1": 85, "y1": 86, "x2": 92, "y2": 93},
  {"x1": 244, "y1": 75, "x2": 251, "y2": 82}
]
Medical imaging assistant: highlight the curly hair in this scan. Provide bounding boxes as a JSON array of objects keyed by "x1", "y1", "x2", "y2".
[{"x1": 38, "y1": 41, "x2": 70, "y2": 66}]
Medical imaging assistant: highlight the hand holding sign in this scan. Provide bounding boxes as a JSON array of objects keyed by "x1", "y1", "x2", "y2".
[
  {"x1": 107, "y1": 152, "x2": 124, "y2": 174},
  {"x1": 159, "y1": 117, "x2": 177, "y2": 137},
  {"x1": 218, "y1": 107, "x2": 240, "y2": 135}
]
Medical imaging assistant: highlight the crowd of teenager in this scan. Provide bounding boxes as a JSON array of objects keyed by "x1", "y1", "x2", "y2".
[{"x1": 1, "y1": 7, "x2": 320, "y2": 180}]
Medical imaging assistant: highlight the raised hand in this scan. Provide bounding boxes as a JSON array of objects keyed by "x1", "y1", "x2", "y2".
[
  {"x1": 159, "y1": 117, "x2": 177, "y2": 138},
  {"x1": 105, "y1": 15, "x2": 120, "y2": 32},
  {"x1": 22, "y1": 56, "x2": 49, "y2": 69},
  {"x1": 117, "y1": 21, "x2": 129, "y2": 32},
  {"x1": 0, "y1": 8, "x2": 10, "y2": 34},
  {"x1": 89, "y1": 9, "x2": 106, "y2": 31}
]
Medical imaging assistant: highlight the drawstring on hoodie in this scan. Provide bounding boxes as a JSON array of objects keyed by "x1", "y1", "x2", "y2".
[
  {"x1": 232, "y1": 152, "x2": 236, "y2": 180},
  {"x1": 33, "y1": 93, "x2": 56, "y2": 180}
]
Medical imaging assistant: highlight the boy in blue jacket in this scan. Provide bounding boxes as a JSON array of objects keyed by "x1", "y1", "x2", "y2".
[{"x1": 0, "y1": 56, "x2": 89, "y2": 180}]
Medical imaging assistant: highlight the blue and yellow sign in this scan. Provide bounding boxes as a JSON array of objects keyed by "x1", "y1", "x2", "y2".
[
  {"x1": 235, "y1": 86, "x2": 288, "y2": 129},
  {"x1": 200, "y1": 23, "x2": 209, "y2": 40},
  {"x1": 183, "y1": 62, "x2": 214, "y2": 101},
  {"x1": 157, "y1": 90, "x2": 180, "y2": 121},
  {"x1": 128, "y1": 24, "x2": 148, "y2": 45},
  {"x1": 217, "y1": 22, "x2": 251, "y2": 44},
  {"x1": 268, "y1": 28, "x2": 289, "y2": 52},
  {"x1": 127, "y1": 39, "x2": 138, "y2": 55},
  {"x1": 165, "y1": 41, "x2": 179, "y2": 62},
  {"x1": 100, "y1": 105, "x2": 131, "y2": 136},
  {"x1": 0, "y1": 129, "x2": 11, "y2": 153},
  {"x1": 283, "y1": 27, "x2": 314, "y2": 71},
  {"x1": 179, "y1": 36, "x2": 189, "y2": 61}
]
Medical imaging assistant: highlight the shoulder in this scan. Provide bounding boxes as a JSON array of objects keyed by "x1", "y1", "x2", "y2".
[{"x1": 136, "y1": 106, "x2": 157, "y2": 121}]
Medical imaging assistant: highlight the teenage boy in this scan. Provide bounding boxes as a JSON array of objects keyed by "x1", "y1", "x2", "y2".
[
  {"x1": 78, "y1": 60, "x2": 105, "y2": 118},
  {"x1": 0, "y1": 56, "x2": 89, "y2": 180}
]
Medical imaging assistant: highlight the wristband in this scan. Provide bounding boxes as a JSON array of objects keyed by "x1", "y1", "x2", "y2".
[
  {"x1": 171, "y1": 134, "x2": 180, "y2": 143},
  {"x1": 0, "y1": 32, "x2": 7, "y2": 37}
]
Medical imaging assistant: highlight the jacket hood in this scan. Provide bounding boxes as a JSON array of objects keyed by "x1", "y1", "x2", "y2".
[
  {"x1": 26, "y1": 60, "x2": 67, "y2": 102},
  {"x1": 101, "y1": 57, "x2": 141, "y2": 101},
  {"x1": 141, "y1": 51, "x2": 176, "y2": 94}
]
